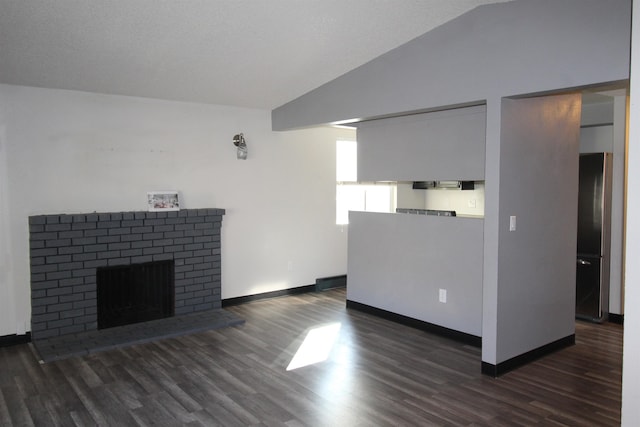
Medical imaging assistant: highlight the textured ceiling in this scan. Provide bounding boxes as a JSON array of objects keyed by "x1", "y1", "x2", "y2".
[{"x1": 0, "y1": 0, "x2": 511, "y2": 109}]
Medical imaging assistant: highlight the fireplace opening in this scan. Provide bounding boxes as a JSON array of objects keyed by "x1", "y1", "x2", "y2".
[{"x1": 97, "y1": 260, "x2": 175, "y2": 330}]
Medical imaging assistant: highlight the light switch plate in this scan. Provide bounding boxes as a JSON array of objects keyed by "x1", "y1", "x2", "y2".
[
  {"x1": 439, "y1": 289, "x2": 447, "y2": 303},
  {"x1": 509, "y1": 215, "x2": 516, "y2": 231}
]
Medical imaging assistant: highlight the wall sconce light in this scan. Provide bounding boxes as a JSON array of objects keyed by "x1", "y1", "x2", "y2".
[{"x1": 233, "y1": 133, "x2": 248, "y2": 160}]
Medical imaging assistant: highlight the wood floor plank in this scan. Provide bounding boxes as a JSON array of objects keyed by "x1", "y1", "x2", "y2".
[
  {"x1": 24, "y1": 394, "x2": 60, "y2": 427},
  {"x1": 0, "y1": 289, "x2": 623, "y2": 426},
  {"x1": 0, "y1": 387, "x2": 15, "y2": 426},
  {"x1": 1, "y1": 384, "x2": 35, "y2": 426}
]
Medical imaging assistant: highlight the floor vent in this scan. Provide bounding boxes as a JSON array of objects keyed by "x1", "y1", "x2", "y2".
[{"x1": 315, "y1": 275, "x2": 347, "y2": 292}]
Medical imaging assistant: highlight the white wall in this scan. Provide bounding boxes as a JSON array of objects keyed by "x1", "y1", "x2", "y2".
[
  {"x1": 424, "y1": 184, "x2": 485, "y2": 217},
  {"x1": 0, "y1": 84, "x2": 353, "y2": 336},
  {"x1": 581, "y1": 101, "x2": 614, "y2": 126},
  {"x1": 396, "y1": 183, "x2": 486, "y2": 217},
  {"x1": 610, "y1": 95, "x2": 627, "y2": 315},
  {"x1": 395, "y1": 182, "x2": 426, "y2": 209},
  {"x1": 580, "y1": 125, "x2": 614, "y2": 152},
  {"x1": 621, "y1": 1, "x2": 640, "y2": 424},
  {"x1": 0, "y1": 107, "x2": 16, "y2": 334}
]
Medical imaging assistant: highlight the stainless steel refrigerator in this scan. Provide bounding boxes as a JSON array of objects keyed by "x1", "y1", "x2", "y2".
[{"x1": 576, "y1": 153, "x2": 612, "y2": 322}]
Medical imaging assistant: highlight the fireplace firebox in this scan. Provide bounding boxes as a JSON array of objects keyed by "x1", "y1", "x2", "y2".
[{"x1": 97, "y1": 260, "x2": 175, "y2": 329}]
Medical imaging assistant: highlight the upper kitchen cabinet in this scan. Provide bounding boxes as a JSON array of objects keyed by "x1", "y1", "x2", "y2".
[{"x1": 356, "y1": 105, "x2": 486, "y2": 182}]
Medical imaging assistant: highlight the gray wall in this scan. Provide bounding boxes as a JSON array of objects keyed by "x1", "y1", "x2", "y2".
[
  {"x1": 495, "y1": 94, "x2": 580, "y2": 362},
  {"x1": 270, "y1": 0, "x2": 631, "y2": 369},
  {"x1": 273, "y1": 0, "x2": 630, "y2": 130},
  {"x1": 356, "y1": 106, "x2": 486, "y2": 181},
  {"x1": 347, "y1": 212, "x2": 484, "y2": 336}
]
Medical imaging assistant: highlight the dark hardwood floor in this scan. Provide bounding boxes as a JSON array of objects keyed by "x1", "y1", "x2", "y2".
[{"x1": 0, "y1": 288, "x2": 622, "y2": 426}]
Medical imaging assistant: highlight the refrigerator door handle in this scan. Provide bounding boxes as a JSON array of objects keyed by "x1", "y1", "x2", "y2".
[{"x1": 577, "y1": 258, "x2": 592, "y2": 265}]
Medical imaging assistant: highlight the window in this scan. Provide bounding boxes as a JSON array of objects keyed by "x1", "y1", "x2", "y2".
[{"x1": 336, "y1": 140, "x2": 395, "y2": 225}]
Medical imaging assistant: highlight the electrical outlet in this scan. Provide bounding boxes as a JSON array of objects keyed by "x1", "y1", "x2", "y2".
[
  {"x1": 439, "y1": 288, "x2": 447, "y2": 303},
  {"x1": 287, "y1": 261, "x2": 293, "y2": 271}
]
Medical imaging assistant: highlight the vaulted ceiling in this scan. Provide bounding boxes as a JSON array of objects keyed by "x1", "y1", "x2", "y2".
[{"x1": 0, "y1": 0, "x2": 511, "y2": 109}]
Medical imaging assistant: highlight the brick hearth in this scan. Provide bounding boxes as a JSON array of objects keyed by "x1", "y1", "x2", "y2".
[{"x1": 29, "y1": 208, "x2": 224, "y2": 340}]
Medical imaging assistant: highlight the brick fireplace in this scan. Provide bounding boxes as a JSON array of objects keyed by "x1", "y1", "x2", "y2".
[{"x1": 29, "y1": 208, "x2": 224, "y2": 341}]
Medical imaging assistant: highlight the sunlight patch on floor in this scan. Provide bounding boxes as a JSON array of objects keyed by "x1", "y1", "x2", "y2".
[{"x1": 286, "y1": 323, "x2": 342, "y2": 371}]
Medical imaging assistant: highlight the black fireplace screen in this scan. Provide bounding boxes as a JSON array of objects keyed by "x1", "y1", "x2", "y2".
[{"x1": 97, "y1": 260, "x2": 175, "y2": 329}]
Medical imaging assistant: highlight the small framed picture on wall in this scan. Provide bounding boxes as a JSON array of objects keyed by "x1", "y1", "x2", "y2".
[{"x1": 147, "y1": 191, "x2": 180, "y2": 211}]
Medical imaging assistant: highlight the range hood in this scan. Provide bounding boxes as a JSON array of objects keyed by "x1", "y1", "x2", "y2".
[{"x1": 412, "y1": 181, "x2": 475, "y2": 190}]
